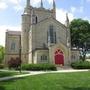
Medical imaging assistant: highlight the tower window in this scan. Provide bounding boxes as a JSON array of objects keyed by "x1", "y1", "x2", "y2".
[{"x1": 36, "y1": 16, "x2": 38, "y2": 23}]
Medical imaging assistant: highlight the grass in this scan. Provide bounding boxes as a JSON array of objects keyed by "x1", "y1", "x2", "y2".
[
  {"x1": 0, "y1": 71, "x2": 90, "y2": 90},
  {"x1": 0, "y1": 71, "x2": 27, "y2": 78}
]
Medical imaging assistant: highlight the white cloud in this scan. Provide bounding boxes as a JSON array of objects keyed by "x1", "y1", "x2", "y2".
[
  {"x1": 0, "y1": 0, "x2": 23, "y2": 12},
  {"x1": 86, "y1": 0, "x2": 90, "y2": 2},
  {"x1": 14, "y1": 5, "x2": 23, "y2": 12},
  {"x1": 70, "y1": 7, "x2": 76, "y2": 13},
  {"x1": 30, "y1": 0, "x2": 53, "y2": 7},
  {"x1": 0, "y1": 0, "x2": 54, "y2": 11},
  {"x1": 30, "y1": 0, "x2": 41, "y2": 6},
  {"x1": 47, "y1": 0, "x2": 53, "y2": 4},
  {"x1": 79, "y1": 6, "x2": 84, "y2": 13},
  {"x1": 83, "y1": 17, "x2": 90, "y2": 23},
  {"x1": 70, "y1": 6, "x2": 84, "y2": 14},
  {"x1": 0, "y1": 2, "x2": 8, "y2": 10},
  {"x1": 56, "y1": 8, "x2": 74, "y2": 24},
  {"x1": 8, "y1": 0, "x2": 23, "y2": 12},
  {"x1": 81, "y1": 0, "x2": 84, "y2": 5},
  {"x1": 30, "y1": 0, "x2": 53, "y2": 5},
  {"x1": 9, "y1": 0, "x2": 21, "y2": 5},
  {"x1": 0, "y1": 25, "x2": 21, "y2": 46}
]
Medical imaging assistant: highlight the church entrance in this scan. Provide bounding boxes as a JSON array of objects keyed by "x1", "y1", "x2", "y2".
[{"x1": 54, "y1": 49, "x2": 64, "y2": 65}]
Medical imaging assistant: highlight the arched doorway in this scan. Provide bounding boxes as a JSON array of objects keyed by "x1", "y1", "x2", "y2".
[{"x1": 54, "y1": 49, "x2": 64, "y2": 65}]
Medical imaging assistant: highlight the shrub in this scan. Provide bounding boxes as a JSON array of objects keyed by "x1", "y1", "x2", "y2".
[
  {"x1": 8, "y1": 57, "x2": 21, "y2": 70},
  {"x1": 0, "y1": 64, "x2": 4, "y2": 69},
  {"x1": 21, "y1": 64, "x2": 56, "y2": 71},
  {"x1": 71, "y1": 60, "x2": 90, "y2": 69}
]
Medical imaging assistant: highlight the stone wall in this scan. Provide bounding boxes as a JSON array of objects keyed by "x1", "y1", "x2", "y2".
[
  {"x1": 5, "y1": 31, "x2": 21, "y2": 64},
  {"x1": 71, "y1": 49, "x2": 80, "y2": 62}
]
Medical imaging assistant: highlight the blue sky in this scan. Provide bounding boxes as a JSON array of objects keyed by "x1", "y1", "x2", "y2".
[{"x1": 0, "y1": 0, "x2": 90, "y2": 46}]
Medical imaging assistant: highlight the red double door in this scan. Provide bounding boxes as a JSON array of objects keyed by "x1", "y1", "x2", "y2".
[{"x1": 54, "y1": 49, "x2": 64, "y2": 65}]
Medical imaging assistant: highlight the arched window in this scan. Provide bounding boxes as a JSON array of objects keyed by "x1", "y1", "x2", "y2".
[{"x1": 47, "y1": 25, "x2": 56, "y2": 44}]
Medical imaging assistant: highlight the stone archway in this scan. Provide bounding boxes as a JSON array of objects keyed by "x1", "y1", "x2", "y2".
[{"x1": 54, "y1": 49, "x2": 64, "y2": 65}]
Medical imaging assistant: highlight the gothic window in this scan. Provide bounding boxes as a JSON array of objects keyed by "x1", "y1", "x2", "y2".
[
  {"x1": 49, "y1": 25, "x2": 54, "y2": 43},
  {"x1": 11, "y1": 42, "x2": 16, "y2": 51},
  {"x1": 47, "y1": 25, "x2": 56, "y2": 44}
]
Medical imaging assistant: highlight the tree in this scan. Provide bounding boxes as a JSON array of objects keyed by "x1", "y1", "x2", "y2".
[
  {"x1": 8, "y1": 57, "x2": 21, "y2": 70},
  {"x1": 0, "y1": 46, "x2": 5, "y2": 63},
  {"x1": 70, "y1": 19, "x2": 90, "y2": 61}
]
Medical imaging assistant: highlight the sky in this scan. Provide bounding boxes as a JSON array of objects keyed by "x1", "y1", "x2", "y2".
[{"x1": 0, "y1": 0, "x2": 90, "y2": 46}]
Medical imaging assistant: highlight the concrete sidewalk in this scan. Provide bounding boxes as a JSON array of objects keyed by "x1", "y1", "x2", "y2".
[
  {"x1": 0, "y1": 71, "x2": 46, "y2": 81},
  {"x1": 0, "y1": 69, "x2": 90, "y2": 81}
]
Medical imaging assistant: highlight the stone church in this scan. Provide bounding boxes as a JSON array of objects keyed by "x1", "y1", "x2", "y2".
[{"x1": 5, "y1": 0, "x2": 79, "y2": 66}]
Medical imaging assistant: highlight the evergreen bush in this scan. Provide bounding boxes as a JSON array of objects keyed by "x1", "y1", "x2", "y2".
[
  {"x1": 0, "y1": 64, "x2": 4, "y2": 69},
  {"x1": 71, "y1": 60, "x2": 90, "y2": 69},
  {"x1": 21, "y1": 64, "x2": 56, "y2": 71}
]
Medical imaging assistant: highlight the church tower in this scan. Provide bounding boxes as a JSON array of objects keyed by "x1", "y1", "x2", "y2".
[
  {"x1": 52, "y1": 0, "x2": 56, "y2": 18},
  {"x1": 21, "y1": 0, "x2": 31, "y2": 63},
  {"x1": 65, "y1": 13, "x2": 71, "y2": 48},
  {"x1": 65, "y1": 13, "x2": 71, "y2": 64},
  {"x1": 5, "y1": 0, "x2": 80, "y2": 66},
  {"x1": 40, "y1": 0, "x2": 43, "y2": 8},
  {"x1": 65, "y1": 13, "x2": 69, "y2": 28}
]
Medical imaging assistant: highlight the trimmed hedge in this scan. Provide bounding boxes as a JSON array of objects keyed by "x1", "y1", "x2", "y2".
[
  {"x1": 0, "y1": 64, "x2": 4, "y2": 69},
  {"x1": 71, "y1": 60, "x2": 90, "y2": 69},
  {"x1": 21, "y1": 64, "x2": 57, "y2": 71}
]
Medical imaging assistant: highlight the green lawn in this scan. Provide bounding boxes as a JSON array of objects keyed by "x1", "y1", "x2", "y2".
[
  {"x1": 0, "y1": 71, "x2": 27, "y2": 78},
  {"x1": 0, "y1": 72, "x2": 90, "y2": 90}
]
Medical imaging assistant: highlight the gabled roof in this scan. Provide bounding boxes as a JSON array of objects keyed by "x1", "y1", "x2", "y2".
[{"x1": 35, "y1": 16, "x2": 67, "y2": 29}]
